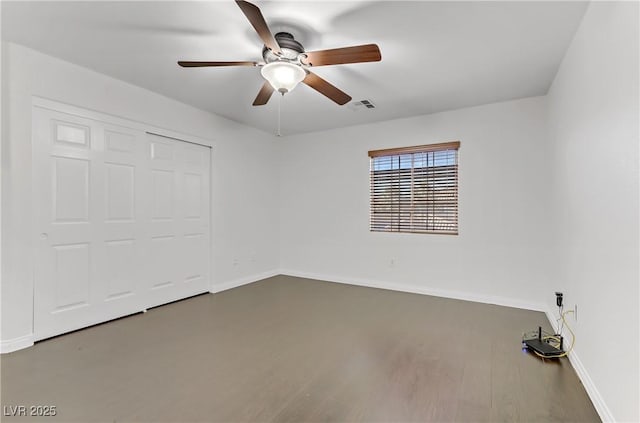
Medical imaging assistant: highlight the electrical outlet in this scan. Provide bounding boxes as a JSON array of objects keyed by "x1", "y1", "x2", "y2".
[
  {"x1": 233, "y1": 258, "x2": 240, "y2": 266},
  {"x1": 574, "y1": 304, "x2": 578, "y2": 321}
]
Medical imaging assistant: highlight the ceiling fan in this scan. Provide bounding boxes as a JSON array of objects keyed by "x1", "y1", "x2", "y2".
[{"x1": 178, "y1": 0, "x2": 382, "y2": 106}]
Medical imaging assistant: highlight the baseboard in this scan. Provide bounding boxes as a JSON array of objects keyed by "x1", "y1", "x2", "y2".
[
  {"x1": 278, "y1": 269, "x2": 546, "y2": 312},
  {"x1": 544, "y1": 310, "x2": 615, "y2": 422},
  {"x1": 210, "y1": 269, "x2": 279, "y2": 294},
  {"x1": 0, "y1": 333, "x2": 35, "y2": 354}
]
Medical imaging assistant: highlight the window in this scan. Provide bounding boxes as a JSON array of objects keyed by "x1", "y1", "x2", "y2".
[{"x1": 369, "y1": 141, "x2": 460, "y2": 235}]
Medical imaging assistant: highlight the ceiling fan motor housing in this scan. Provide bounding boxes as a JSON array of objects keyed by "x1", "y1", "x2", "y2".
[{"x1": 263, "y1": 32, "x2": 305, "y2": 63}]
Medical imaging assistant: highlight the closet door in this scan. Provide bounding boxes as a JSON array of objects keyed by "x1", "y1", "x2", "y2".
[
  {"x1": 33, "y1": 108, "x2": 147, "y2": 339},
  {"x1": 33, "y1": 107, "x2": 210, "y2": 340},
  {"x1": 145, "y1": 135, "x2": 211, "y2": 307}
]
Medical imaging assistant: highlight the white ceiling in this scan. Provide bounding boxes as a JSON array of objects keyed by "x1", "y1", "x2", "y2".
[{"x1": 2, "y1": 1, "x2": 588, "y2": 135}]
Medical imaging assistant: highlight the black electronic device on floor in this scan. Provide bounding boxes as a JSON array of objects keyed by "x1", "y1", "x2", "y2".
[{"x1": 523, "y1": 326, "x2": 564, "y2": 357}]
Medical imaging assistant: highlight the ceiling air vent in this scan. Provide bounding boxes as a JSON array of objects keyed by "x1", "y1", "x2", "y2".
[{"x1": 349, "y1": 99, "x2": 376, "y2": 111}]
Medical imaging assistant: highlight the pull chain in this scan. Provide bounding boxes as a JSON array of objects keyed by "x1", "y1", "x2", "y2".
[{"x1": 277, "y1": 93, "x2": 283, "y2": 137}]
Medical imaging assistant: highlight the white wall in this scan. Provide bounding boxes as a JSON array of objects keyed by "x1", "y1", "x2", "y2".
[
  {"x1": 279, "y1": 96, "x2": 550, "y2": 310},
  {"x1": 546, "y1": 2, "x2": 639, "y2": 422},
  {"x1": 1, "y1": 42, "x2": 279, "y2": 347}
]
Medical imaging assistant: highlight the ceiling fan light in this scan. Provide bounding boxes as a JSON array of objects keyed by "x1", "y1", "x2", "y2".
[{"x1": 261, "y1": 62, "x2": 306, "y2": 94}]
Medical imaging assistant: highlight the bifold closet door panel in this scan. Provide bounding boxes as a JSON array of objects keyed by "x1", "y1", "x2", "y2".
[{"x1": 145, "y1": 135, "x2": 211, "y2": 308}]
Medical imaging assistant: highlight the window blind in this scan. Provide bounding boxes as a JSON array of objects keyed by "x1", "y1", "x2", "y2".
[{"x1": 368, "y1": 141, "x2": 460, "y2": 235}]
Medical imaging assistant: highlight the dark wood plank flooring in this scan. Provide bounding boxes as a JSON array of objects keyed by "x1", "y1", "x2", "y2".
[{"x1": 1, "y1": 275, "x2": 600, "y2": 422}]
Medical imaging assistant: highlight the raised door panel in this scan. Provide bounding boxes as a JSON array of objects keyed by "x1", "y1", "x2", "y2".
[
  {"x1": 105, "y1": 129, "x2": 135, "y2": 153},
  {"x1": 53, "y1": 120, "x2": 90, "y2": 148},
  {"x1": 52, "y1": 157, "x2": 90, "y2": 222},
  {"x1": 152, "y1": 169, "x2": 175, "y2": 221},
  {"x1": 183, "y1": 234, "x2": 207, "y2": 285},
  {"x1": 105, "y1": 163, "x2": 135, "y2": 222},
  {"x1": 150, "y1": 235, "x2": 177, "y2": 290},
  {"x1": 52, "y1": 243, "x2": 91, "y2": 312},
  {"x1": 104, "y1": 239, "x2": 136, "y2": 300},
  {"x1": 183, "y1": 172, "x2": 202, "y2": 219}
]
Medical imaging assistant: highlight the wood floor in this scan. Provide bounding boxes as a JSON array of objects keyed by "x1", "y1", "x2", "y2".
[{"x1": 1, "y1": 275, "x2": 599, "y2": 422}]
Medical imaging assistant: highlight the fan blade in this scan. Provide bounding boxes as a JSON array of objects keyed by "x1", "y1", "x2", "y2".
[
  {"x1": 235, "y1": 0, "x2": 281, "y2": 54},
  {"x1": 178, "y1": 61, "x2": 257, "y2": 67},
  {"x1": 303, "y1": 72, "x2": 352, "y2": 105},
  {"x1": 253, "y1": 81, "x2": 274, "y2": 106},
  {"x1": 301, "y1": 44, "x2": 381, "y2": 67}
]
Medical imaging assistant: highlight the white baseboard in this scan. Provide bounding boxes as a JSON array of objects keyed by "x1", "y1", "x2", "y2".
[
  {"x1": 0, "y1": 333, "x2": 35, "y2": 354},
  {"x1": 544, "y1": 310, "x2": 615, "y2": 422},
  {"x1": 279, "y1": 269, "x2": 546, "y2": 312},
  {"x1": 210, "y1": 269, "x2": 279, "y2": 294}
]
